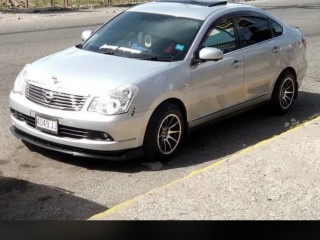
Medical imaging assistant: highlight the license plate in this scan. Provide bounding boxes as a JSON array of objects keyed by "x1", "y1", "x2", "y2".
[{"x1": 36, "y1": 115, "x2": 58, "y2": 134}]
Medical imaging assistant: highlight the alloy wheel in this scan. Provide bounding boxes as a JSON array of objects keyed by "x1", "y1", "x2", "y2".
[
  {"x1": 279, "y1": 77, "x2": 295, "y2": 109},
  {"x1": 157, "y1": 113, "x2": 182, "y2": 155}
]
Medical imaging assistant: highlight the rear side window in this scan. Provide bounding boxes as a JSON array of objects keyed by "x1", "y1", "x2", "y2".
[
  {"x1": 269, "y1": 18, "x2": 283, "y2": 37},
  {"x1": 237, "y1": 16, "x2": 272, "y2": 46}
]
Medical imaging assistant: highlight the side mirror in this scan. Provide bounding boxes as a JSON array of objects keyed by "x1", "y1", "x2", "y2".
[
  {"x1": 199, "y1": 47, "x2": 224, "y2": 61},
  {"x1": 81, "y1": 30, "x2": 93, "y2": 41}
]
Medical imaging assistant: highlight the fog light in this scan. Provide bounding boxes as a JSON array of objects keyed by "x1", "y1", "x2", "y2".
[
  {"x1": 10, "y1": 108, "x2": 17, "y2": 117},
  {"x1": 101, "y1": 133, "x2": 109, "y2": 139},
  {"x1": 11, "y1": 109, "x2": 23, "y2": 121},
  {"x1": 86, "y1": 131, "x2": 114, "y2": 141}
]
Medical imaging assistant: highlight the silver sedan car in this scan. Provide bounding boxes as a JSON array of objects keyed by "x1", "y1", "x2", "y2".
[{"x1": 9, "y1": 0, "x2": 307, "y2": 161}]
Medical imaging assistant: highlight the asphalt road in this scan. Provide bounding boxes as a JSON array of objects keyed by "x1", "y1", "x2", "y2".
[{"x1": 0, "y1": 0, "x2": 319, "y2": 219}]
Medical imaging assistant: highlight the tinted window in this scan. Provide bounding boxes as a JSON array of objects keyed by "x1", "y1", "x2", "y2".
[
  {"x1": 269, "y1": 18, "x2": 283, "y2": 37},
  {"x1": 237, "y1": 16, "x2": 272, "y2": 46},
  {"x1": 202, "y1": 19, "x2": 236, "y2": 54}
]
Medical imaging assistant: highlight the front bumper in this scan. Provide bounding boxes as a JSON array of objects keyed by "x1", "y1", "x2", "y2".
[
  {"x1": 10, "y1": 126, "x2": 144, "y2": 161},
  {"x1": 9, "y1": 91, "x2": 153, "y2": 152}
]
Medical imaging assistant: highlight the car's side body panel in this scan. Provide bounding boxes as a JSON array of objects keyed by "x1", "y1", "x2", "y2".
[
  {"x1": 190, "y1": 50, "x2": 245, "y2": 120},
  {"x1": 241, "y1": 38, "x2": 281, "y2": 101},
  {"x1": 184, "y1": 8, "x2": 307, "y2": 128}
]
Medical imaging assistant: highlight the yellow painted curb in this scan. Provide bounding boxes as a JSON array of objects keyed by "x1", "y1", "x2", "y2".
[{"x1": 88, "y1": 115, "x2": 320, "y2": 220}]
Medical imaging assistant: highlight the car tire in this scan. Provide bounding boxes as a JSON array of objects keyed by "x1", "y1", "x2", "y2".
[
  {"x1": 144, "y1": 103, "x2": 185, "y2": 161},
  {"x1": 270, "y1": 70, "x2": 296, "y2": 114}
]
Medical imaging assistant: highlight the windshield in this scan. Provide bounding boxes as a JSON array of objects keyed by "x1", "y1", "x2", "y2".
[{"x1": 82, "y1": 12, "x2": 203, "y2": 61}]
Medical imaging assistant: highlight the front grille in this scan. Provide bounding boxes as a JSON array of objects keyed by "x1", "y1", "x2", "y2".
[
  {"x1": 11, "y1": 109, "x2": 113, "y2": 141},
  {"x1": 20, "y1": 114, "x2": 36, "y2": 128},
  {"x1": 59, "y1": 125, "x2": 87, "y2": 139},
  {"x1": 26, "y1": 83, "x2": 88, "y2": 111}
]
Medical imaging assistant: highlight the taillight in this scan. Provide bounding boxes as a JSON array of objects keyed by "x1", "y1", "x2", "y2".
[
  {"x1": 302, "y1": 37, "x2": 307, "y2": 48},
  {"x1": 297, "y1": 27, "x2": 307, "y2": 48}
]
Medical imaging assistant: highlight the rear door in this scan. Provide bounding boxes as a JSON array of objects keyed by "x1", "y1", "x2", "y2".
[{"x1": 235, "y1": 14, "x2": 282, "y2": 101}]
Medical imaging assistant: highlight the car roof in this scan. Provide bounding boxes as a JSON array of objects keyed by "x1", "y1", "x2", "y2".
[{"x1": 127, "y1": 0, "x2": 257, "y2": 21}]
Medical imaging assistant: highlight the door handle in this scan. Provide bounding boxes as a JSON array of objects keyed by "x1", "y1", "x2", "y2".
[
  {"x1": 232, "y1": 60, "x2": 243, "y2": 68},
  {"x1": 272, "y1": 46, "x2": 281, "y2": 53}
]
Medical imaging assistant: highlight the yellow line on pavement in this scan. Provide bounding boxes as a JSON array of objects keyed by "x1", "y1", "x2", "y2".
[{"x1": 88, "y1": 115, "x2": 320, "y2": 220}]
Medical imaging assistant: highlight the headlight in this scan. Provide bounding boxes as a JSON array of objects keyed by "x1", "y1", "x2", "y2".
[
  {"x1": 12, "y1": 64, "x2": 30, "y2": 95},
  {"x1": 88, "y1": 84, "x2": 139, "y2": 115}
]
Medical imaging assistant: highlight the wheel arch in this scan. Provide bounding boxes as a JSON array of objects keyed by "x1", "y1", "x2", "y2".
[
  {"x1": 275, "y1": 67, "x2": 298, "y2": 99},
  {"x1": 143, "y1": 98, "x2": 189, "y2": 160},
  {"x1": 150, "y1": 98, "x2": 189, "y2": 129},
  {"x1": 160, "y1": 98, "x2": 187, "y2": 119},
  {"x1": 143, "y1": 97, "x2": 189, "y2": 144}
]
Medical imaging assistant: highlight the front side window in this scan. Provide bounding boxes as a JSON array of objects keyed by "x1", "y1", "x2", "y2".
[
  {"x1": 82, "y1": 12, "x2": 202, "y2": 61},
  {"x1": 202, "y1": 18, "x2": 237, "y2": 54},
  {"x1": 237, "y1": 16, "x2": 272, "y2": 46}
]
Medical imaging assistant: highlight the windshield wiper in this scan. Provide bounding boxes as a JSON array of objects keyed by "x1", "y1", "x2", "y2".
[
  {"x1": 99, "y1": 44, "x2": 174, "y2": 61},
  {"x1": 99, "y1": 44, "x2": 143, "y2": 56},
  {"x1": 99, "y1": 44, "x2": 119, "y2": 55},
  {"x1": 100, "y1": 50, "x2": 115, "y2": 55},
  {"x1": 100, "y1": 44, "x2": 119, "y2": 51},
  {"x1": 137, "y1": 56, "x2": 174, "y2": 62}
]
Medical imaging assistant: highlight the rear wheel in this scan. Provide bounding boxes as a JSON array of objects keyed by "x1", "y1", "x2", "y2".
[
  {"x1": 270, "y1": 71, "x2": 296, "y2": 114},
  {"x1": 144, "y1": 103, "x2": 185, "y2": 161}
]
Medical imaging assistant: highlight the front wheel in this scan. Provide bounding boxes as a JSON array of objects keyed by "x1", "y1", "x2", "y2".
[
  {"x1": 144, "y1": 103, "x2": 185, "y2": 161},
  {"x1": 270, "y1": 71, "x2": 296, "y2": 114}
]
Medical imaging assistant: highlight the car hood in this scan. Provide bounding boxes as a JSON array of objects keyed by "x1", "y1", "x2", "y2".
[{"x1": 26, "y1": 47, "x2": 170, "y2": 96}]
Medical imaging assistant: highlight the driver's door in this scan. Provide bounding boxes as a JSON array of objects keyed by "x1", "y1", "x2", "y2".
[{"x1": 191, "y1": 18, "x2": 245, "y2": 120}]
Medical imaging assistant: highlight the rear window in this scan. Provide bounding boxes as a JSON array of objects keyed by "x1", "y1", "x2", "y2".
[{"x1": 237, "y1": 16, "x2": 272, "y2": 46}]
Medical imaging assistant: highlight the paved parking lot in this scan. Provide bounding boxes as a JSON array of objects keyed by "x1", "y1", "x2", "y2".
[{"x1": 0, "y1": 0, "x2": 319, "y2": 219}]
